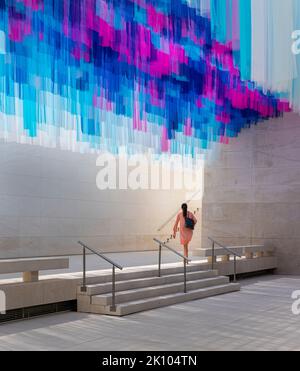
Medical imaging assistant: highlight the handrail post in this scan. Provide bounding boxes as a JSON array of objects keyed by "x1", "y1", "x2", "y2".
[
  {"x1": 211, "y1": 241, "x2": 215, "y2": 270},
  {"x1": 81, "y1": 247, "x2": 87, "y2": 292},
  {"x1": 233, "y1": 255, "x2": 237, "y2": 283},
  {"x1": 158, "y1": 244, "x2": 162, "y2": 277},
  {"x1": 110, "y1": 265, "x2": 116, "y2": 312},
  {"x1": 208, "y1": 237, "x2": 241, "y2": 282},
  {"x1": 184, "y1": 258, "x2": 187, "y2": 293}
]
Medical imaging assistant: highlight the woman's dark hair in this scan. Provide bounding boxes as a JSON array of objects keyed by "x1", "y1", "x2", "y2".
[{"x1": 182, "y1": 203, "x2": 188, "y2": 218}]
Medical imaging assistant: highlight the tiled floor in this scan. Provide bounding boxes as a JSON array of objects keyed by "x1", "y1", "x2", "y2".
[{"x1": 0, "y1": 275, "x2": 299, "y2": 351}]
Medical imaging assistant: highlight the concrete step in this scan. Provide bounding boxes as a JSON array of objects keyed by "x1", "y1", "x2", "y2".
[
  {"x1": 88, "y1": 283, "x2": 241, "y2": 316},
  {"x1": 79, "y1": 270, "x2": 219, "y2": 296},
  {"x1": 91, "y1": 276, "x2": 230, "y2": 306},
  {"x1": 83, "y1": 262, "x2": 211, "y2": 286}
]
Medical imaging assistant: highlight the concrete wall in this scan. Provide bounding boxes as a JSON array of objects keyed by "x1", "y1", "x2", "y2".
[
  {"x1": 200, "y1": 112, "x2": 300, "y2": 274},
  {"x1": 0, "y1": 141, "x2": 200, "y2": 258},
  {"x1": 2, "y1": 110, "x2": 299, "y2": 271}
]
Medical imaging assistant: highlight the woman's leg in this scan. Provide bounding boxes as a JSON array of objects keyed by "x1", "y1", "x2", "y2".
[{"x1": 184, "y1": 244, "x2": 189, "y2": 259}]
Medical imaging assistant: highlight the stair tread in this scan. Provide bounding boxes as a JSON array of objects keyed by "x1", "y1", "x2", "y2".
[
  {"x1": 92, "y1": 276, "x2": 229, "y2": 298},
  {"x1": 114, "y1": 283, "x2": 240, "y2": 308},
  {"x1": 84, "y1": 270, "x2": 217, "y2": 289},
  {"x1": 82, "y1": 263, "x2": 212, "y2": 285}
]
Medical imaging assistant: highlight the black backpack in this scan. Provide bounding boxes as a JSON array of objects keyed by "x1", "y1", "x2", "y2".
[{"x1": 185, "y1": 212, "x2": 195, "y2": 230}]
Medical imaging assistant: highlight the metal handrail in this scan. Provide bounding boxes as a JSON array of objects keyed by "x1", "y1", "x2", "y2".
[
  {"x1": 208, "y1": 237, "x2": 242, "y2": 283},
  {"x1": 153, "y1": 238, "x2": 191, "y2": 294},
  {"x1": 78, "y1": 241, "x2": 123, "y2": 270},
  {"x1": 208, "y1": 237, "x2": 242, "y2": 258},
  {"x1": 78, "y1": 241, "x2": 123, "y2": 312},
  {"x1": 153, "y1": 239, "x2": 191, "y2": 262}
]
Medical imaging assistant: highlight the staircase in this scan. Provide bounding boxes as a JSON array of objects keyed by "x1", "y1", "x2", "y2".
[{"x1": 77, "y1": 263, "x2": 240, "y2": 316}]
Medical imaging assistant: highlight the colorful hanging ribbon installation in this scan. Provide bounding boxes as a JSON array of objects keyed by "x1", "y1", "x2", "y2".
[{"x1": 0, "y1": 1, "x2": 292, "y2": 156}]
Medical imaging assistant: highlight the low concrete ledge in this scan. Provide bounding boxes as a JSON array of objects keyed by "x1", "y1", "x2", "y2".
[
  {"x1": 195, "y1": 247, "x2": 243, "y2": 258},
  {"x1": 243, "y1": 246, "x2": 275, "y2": 259},
  {"x1": 193, "y1": 245, "x2": 275, "y2": 259},
  {"x1": 211, "y1": 256, "x2": 277, "y2": 276},
  {"x1": 187, "y1": 257, "x2": 277, "y2": 279},
  {"x1": 0, "y1": 279, "x2": 78, "y2": 311},
  {"x1": 0, "y1": 257, "x2": 69, "y2": 283},
  {"x1": 0, "y1": 257, "x2": 69, "y2": 274}
]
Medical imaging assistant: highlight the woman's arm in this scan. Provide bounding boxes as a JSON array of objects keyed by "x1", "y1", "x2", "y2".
[{"x1": 173, "y1": 214, "x2": 180, "y2": 238}]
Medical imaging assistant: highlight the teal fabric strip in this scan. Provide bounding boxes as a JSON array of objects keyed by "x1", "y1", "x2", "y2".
[
  {"x1": 239, "y1": 0, "x2": 252, "y2": 81},
  {"x1": 226, "y1": 0, "x2": 233, "y2": 43},
  {"x1": 210, "y1": 0, "x2": 227, "y2": 43}
]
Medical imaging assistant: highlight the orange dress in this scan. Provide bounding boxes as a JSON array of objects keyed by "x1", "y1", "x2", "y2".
[{"x1": 173, "y1": 211, "x2": 197, "y2": 246}]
